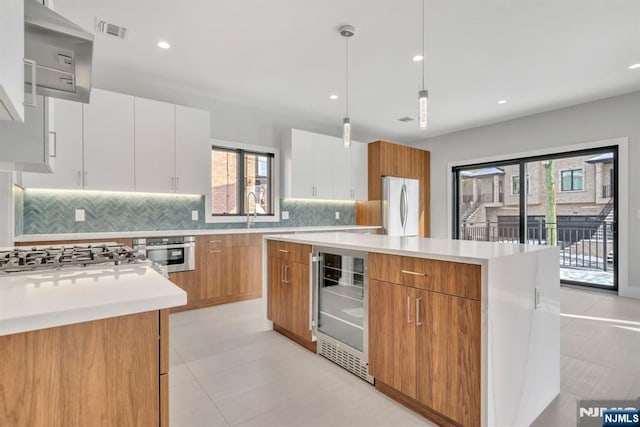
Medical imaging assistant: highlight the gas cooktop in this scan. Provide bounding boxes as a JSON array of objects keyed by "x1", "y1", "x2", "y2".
[{"x1": 0, "y1": 244, "x2": 146, "y2": 274}]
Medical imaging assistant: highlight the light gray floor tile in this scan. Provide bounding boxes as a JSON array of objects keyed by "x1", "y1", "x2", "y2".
[
  {"x1": 560, "y1": 355, "x2": 636, "y2": 399},
  {"x1": 530, "y1": 390, "x2": 582, "y2": 427}
]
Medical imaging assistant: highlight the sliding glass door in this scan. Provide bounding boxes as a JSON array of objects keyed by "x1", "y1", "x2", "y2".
[{"x1": 453, "y1": 147, "x2": 617, "y2": 290}]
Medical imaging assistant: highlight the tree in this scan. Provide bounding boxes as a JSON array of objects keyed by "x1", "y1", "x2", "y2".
[{"x1": 543, "y1": 161, "x2": 558, "y2": 246}]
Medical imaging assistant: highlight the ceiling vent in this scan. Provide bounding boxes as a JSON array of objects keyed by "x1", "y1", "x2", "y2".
[
  {"x1": 397, "y1": 116, "x2": 415, "y2": 123},
  {"x1": 96, "y1": 19, "x2": 127, "y2": 39}
]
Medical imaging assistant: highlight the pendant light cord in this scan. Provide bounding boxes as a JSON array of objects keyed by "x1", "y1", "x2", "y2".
[
  {"x1": 346, "y1": 36, "x2": 350, "y2": 117},
  {"x1": 422, "y1": 0, "x2": 425, "y2": 90}
]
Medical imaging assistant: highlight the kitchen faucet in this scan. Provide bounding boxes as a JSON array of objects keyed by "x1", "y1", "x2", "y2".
[{"x1": 246, "y1": 192, "x2": 257, "y2": 229}]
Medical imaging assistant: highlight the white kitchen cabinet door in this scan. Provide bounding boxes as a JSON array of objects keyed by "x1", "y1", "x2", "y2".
[
  {"x1": 0, "y1": 0, "x2": 24, "y2": 122},
  {"x1": 290, "y1": 129, "x2": 315, "y2": 198},
  {"x1": 0, "y1": 95, "x2": 53, "y2": 173},
  {"x1": 134, "y1": 97, "x2": 175, "y2": 193},
  {"x1": 312, "y1": 134, "x2": 334, "y2": 199},
  {"x1": 83, "y1": 89, "x2": 134, "y2": 191},
  {"x1": 351, "y1": 140, "x2": 368, "y2": 200},
  {"x1": 332, "y1": 137, "x2": 352, "y2": 200},
  {"x1": 21, "y1": 99, "x2": 83, "y2": 189},
  {"x1": 175, "y1": 105, "x2": 210, "y2": 195}
]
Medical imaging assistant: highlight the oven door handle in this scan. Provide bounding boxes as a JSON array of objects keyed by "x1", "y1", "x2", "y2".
[{"x1": 145, "y1": 243, "x2": 194, "y2": 250}]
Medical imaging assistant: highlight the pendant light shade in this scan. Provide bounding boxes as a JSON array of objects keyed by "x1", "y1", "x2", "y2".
[
  {"x1": 340, "y1": 25, "x2": 355, "y2": 148},
  {"x1": 343, "y1": 117, "x2": 351, "y2": 147},
  {"x1": 418, "y1": 0, "x2": 429, "y2": 129},
  {"x1": 419, "y1": 89, "x2": 428, "y2": 129}
]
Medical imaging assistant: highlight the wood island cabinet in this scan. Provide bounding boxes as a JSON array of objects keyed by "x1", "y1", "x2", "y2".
[
  {"x1": 266, "y1": 240, "x2": 314, "y2": 350},
  {"x1": 0, "y1": 309, "x2": 169, "y2": 427},
  {"x1": 369, "y1": 253, "x2": 481, "y2": 427}
]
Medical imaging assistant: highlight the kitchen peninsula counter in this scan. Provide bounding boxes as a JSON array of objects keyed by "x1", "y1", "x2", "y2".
[{"x1": 262, "y1": 232, "x2": 560, "y2": 427}]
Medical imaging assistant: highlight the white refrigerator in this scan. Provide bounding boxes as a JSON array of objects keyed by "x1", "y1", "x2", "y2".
[{"x1": 381, "y1": 176, "x2": 420, "y2": 237}]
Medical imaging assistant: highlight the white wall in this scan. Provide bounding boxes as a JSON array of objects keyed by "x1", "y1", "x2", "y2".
[{"x1": 413, "y1": 91, "x2": 640, "y2": 298}]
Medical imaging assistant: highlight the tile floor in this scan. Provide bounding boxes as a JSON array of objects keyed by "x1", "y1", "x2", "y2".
[{"x1": 169, "y1": 286, "x2": 640, "y2": 427}]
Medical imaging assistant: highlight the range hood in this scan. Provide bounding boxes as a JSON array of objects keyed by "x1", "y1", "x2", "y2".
[{"x1": 24, "y1": 0, "x2": 94, "y2": 103}]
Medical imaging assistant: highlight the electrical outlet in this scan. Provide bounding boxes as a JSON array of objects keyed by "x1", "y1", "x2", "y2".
[
  {"x1": 191, "y1": 210, "x2": 198, "y2": 221},
  {"x1": 335, "y1": 211, "x2": 340, "y2": 220},
  {"x1": 75, "y1": 209, "x2": 85, "y2": 222},
  {"x1": 281, "y1": 211, "x2": 289, "y2": 220}
]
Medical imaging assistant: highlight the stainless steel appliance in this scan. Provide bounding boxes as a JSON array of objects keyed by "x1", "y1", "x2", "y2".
[
  {"x1": 312, "y1": 246, "x2": 372, "y2": 383},
  {"x1": 381, "y1": 176, "x2": 420, "y2": 237},
  {"x1": 0, "y1": 243, "x2": 144, "y2": 274},
  {"x1": 24, "y1": 0, "x2": 94, "y2": 104},
  {"x1": 133, "y1": 236, "x2": 195, "y2": 273}
]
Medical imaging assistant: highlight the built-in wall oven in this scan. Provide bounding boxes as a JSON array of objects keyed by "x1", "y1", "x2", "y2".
[
  {"x1": 312, "y1": 246, "x2": 372, "y2": 383},
  {"x1": 133, "y1": 236, "x2": 195, "y2": 273}
]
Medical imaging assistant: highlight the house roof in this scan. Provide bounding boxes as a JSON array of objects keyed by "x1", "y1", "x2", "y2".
[
  {"x1": 461, "y1": 167, "x2": 506, "y2": 178},
  {"x1": 585, "y1": 152, "x2": 614, "y2": 163}
]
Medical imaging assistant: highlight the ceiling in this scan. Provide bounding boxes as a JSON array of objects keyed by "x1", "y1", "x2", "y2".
[{"x1": 54, "y1": 0, "x2": 640, "y2": 143}]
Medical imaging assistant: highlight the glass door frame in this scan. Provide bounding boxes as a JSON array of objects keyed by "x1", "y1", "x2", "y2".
[{"x1": 452, "y1": 146, "x2": 619, "y2": 291}]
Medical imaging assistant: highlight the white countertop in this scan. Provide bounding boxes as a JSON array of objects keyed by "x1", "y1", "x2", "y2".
[
  {"x1": 265, "y1": 232, "x2": 554, "y2": 263},
  {"x1": 13, "y1": 225, "x2": 380, "y2": 243},
  {"x1": 0, "y1": 263, "x2": 187, "y2": 336}
]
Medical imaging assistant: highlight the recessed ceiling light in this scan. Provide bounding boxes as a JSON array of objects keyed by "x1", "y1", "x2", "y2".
[
  {"x1": 412, "y1": 55, "x2": 424, "y2": 62},
  {"x1": 157, "y1": 41, "x2": 171, "y2": 49},
  {"x1": 629, "y1": 63, "x2": 640, "y2": 70},
  {"x1": 329, "y1": 94, "x2": 338, "y2": 100},
  {"x1": 497, "y1": 99, "x2": 507, "y2": 105}
]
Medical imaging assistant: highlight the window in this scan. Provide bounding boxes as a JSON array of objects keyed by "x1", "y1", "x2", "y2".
[
  {"x1": 561, "y1": 169, "x2": 583, "y2": 191},
  {"x1": 511, "y1": 175, "x2": 530, "y2": 194},
  {"x1": 211, "y1": 146, "x2": 274, "y2": 216}
]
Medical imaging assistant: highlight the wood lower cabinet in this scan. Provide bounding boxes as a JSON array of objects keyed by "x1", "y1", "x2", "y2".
[
  {"x1": 266, "y1": 241, "x2": 313, "y2": 349},
  {"x1": 369, "y1": 269, "x2": 481, "y2": 426},
  {"x1": 0, "y1": 310, "x2": 168, "y2": 426}
]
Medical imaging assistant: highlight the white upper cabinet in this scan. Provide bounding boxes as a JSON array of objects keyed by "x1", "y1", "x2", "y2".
[
  {"x1": 0, "y1": 0, "x2": 24, "y2": 122},
  {"x1": 83, "y1": 89, "x2": 135, "y2": 191},
  {"x1": 134, "y1": 97, "x2": 175, "y2": 193},
  {"x1": 0, "y1": 95, "x2": 53, "y2": 173},
  {"x1": 351, "y1": 141, "x2": 368, "y2": 200},
  {"x1": 175, "y1": 105, "x2": 210, "y2": 195},
  {"x1": 284, "y1": 128, "x2": 368, "y2": 200},
  {"x1": 21, "y1": 99, "x2": 83, "y2": 189},
  {"x1": 289, "y1": 129, "x2": 315, "y2": 198}
]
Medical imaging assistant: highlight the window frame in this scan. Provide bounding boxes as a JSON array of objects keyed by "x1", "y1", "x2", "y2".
[
  {"x1": 559, "y1": 168, "x2": 584, "y2": 192},
  {"x1": 511, "y1": 174, "x2": 530, "y2": 195},
  {"x1": 205, "y1": 139, "x2": 280, "y2": 224}
]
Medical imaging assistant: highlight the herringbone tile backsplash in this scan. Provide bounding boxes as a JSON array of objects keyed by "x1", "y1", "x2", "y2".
[{"x1": 19, "y1": 189, "x2": 356, "y2": 234}]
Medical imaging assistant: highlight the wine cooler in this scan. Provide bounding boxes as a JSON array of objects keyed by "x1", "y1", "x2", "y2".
[{"x1": 312, "y1": 246, "x2": 373, "y2": 383}]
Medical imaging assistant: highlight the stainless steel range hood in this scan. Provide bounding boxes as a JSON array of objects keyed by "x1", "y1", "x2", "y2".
[{"x1": 24, "y1": 0, "x2": 94, "y2": 103}]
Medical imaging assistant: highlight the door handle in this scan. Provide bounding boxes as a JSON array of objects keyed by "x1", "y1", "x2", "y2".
[
  {"x1": 23, "y1": 59, "x2": 37, "y2": 108},
  {"x1": 416, "y1": 297, "x2": 422, "y2": 326},
  {"x1": 407, "y1": 295, "x2": 412, "y2": 323},
  {"x1": 399, "y1": 185, "x2": 406, "y2": 229},
  {"x1": 49, "y1": 132, "x2": 57, "y2": 157}
]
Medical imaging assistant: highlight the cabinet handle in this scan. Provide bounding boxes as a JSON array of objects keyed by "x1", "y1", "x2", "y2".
[
  {"x1": 208, "y1": 240, "x2": 222, "y2": 243},
  {"x1": 416, "y1": 297, "x2": 423, "y2": 326},
  {"x1": 84, "y1": 171, "x2": 88, "y2": 187},
  {"x1": 76, "y1": 171, "x2": 82, "y2": 187},
  {"x1": 23, "y1": 59, "x2": 37, "y2": 108},
  {"x1": 171, "y1": 177, "x2": 175, "y2": 191},
  {"x1": 278, "y1": 249, "x2": 289, "y2": 253},
  {"x1": 49, "y1": 132, "x2": 57, "y2": 157},
  {"x1": 208, "y1": 250, "x2": 222, "y2": 254},
  {"x1": 407, "y1": 296, "x2": 412, "y2": 323},
  {"x1": 282, "y1": 265, "x2": 289, "y2": 283},
  {"x1": 401, "y1": 270, "x2": 427, "y2": 277},
  {"x1": 176, "y1": 176, "x2": 180, "y2": 192}
]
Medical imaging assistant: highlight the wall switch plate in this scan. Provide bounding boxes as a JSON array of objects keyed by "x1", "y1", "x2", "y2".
[
  {"x1": 75, "y1": 209, "x2": 85, "y2": 222},
  {"x1": 335, "y1": 211, "x2": 340, "y2": 220},
  {"x1": 191, "y1": 210, "x2": 198, "y2": 221},
  {"x1": 281, "y1": 211, "x2": 289, "y2": 220}
]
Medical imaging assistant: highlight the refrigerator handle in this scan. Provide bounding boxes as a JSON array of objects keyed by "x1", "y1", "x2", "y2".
[{"x1": 400, "y1": 184, "x2": 407, "y2": 232}]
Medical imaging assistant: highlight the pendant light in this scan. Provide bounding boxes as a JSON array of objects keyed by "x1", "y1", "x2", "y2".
[
  {"x1": 339, "y1": 25, "x2": 355, "y2": 147},
  {"x1": 418, "y1": 0, "x2": 428, "y2": 129}
]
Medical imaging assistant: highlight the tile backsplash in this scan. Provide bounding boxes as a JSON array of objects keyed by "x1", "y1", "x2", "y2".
[{"x1": 19, "y1": 188, "x2": 356, "y2": 234}]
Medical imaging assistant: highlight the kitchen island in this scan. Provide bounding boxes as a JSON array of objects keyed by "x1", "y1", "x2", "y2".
[
  {"x1": 0, "y1": 261, "x2": 186, "y2": 426},
  {"x1": 262, "y1": 232, "x2": 560, "y2": 427}
]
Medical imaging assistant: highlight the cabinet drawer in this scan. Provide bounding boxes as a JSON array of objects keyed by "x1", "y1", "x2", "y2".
[
  {"x1": 267, "y1": 240, "x2": 311, "y2": 264},
  {"x1": 202, "y1": 235, "x2": 234, "y2": 247},
  {"x1": 369, "y1": 252, "x2": 481, "y2": 300}
]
